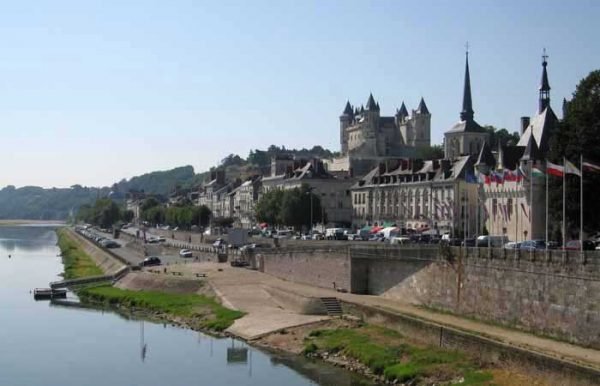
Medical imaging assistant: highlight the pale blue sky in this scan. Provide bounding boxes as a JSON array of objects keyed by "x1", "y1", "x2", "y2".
[{"x1": 0, "y1": 0, "x2": 598, "y2": 188}]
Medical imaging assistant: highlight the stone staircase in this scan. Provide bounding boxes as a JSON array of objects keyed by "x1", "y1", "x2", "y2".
[{"x1": 320, "y1": 297, "x2": 343, "y2": 317}]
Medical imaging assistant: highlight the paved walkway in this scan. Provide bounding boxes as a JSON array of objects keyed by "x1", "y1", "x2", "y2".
[
  {"x1": 170, "y1": 261, "x2": 600, "y2": 371},
  {"x1": 102, "y1": 229, "x2": 600, "y2": 370}
]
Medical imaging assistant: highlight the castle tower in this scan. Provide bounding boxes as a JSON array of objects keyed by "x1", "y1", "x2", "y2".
[
  {"x1": 339, "y1": 100, "x2": 353, "y2": 155},
  {"x1": 413, "y1": 97, "x2": 431, "y2": 148}
]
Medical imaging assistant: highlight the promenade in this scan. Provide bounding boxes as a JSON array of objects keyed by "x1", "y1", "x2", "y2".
[{"x1": 115, "y1": 228, "x2": 600, "y2": 374}]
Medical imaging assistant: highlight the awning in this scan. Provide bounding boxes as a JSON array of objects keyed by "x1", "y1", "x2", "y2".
[
  {"x1": 360, "y1": 225, "x2": 372, "y2": 232},
  {"x1": 259, "y1": 223, "x2": 268, "y2": 229},
  {"x1": 370, "y1": 226, "x2": 383, "y2": 234},
  {"x1": 382, "y1": 221, "x2": 396, "y2": 228}
]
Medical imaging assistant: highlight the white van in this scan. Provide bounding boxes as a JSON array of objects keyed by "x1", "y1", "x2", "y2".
[{"x1": 476, "y1": 235, "x2": 509, "y2": 247}]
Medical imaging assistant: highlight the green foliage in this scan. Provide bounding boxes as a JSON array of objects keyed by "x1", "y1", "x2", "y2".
[
  {"x1": 77, "y1": 198, "x2": 130, "y2": 228},
  {"x1": 247, "y1": 145, "x2": 336, "y2": 167},
  {"x1": 416, "y1": 144, "x2": 444, "y2": 159},
  {"x1": 79, "y1": 285, "x2": 244, "y2": 332},
  {"x1": 0, "y1": 185, "x2": 110, "y2": 220},
  {"x1": 56, "y1": 228, "x2": 104, "y2": 279},
  {"x1": 255, "y1": 184, "x2": 322, "y2": 229},
  {"x1": 548, "y1": 69, "x2": 600, "y2": 236},
  {"x1": 114, "y1": 166, "x2": 196, "y2": 197},
  {"x1": 305, "y1": 325, "x2": 490, "y2": 384},
  {"x1": 483, "y1": 125, "x2": 520, "y2": 149},
  {"x1": 255, "y1": 189, "x2": 284, "y2": 226}
]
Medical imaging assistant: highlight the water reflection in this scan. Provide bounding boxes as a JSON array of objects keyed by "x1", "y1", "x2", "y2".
[{"x1": 2, "y1": 226, "x2": 375, "y2": 386}]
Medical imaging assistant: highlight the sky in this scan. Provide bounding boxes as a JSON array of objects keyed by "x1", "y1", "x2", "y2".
[{"x1": 0, "y1": 0, "x2": 598, "y2": 188}]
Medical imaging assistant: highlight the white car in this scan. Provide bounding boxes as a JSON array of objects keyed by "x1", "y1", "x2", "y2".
[{"x1": 179, "y1": 249, "x2": 193, "y2": 258}]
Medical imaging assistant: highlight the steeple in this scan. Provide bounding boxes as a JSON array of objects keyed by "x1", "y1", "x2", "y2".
[
  {"x1": 539, "y1": 48, "x2": 551, "y2": 113},
  {"x1": 417, "y1": 98, "x2": 430, "y2": 115},
  {"x1": 460, "y1": 50, "x2": 474, "y2": 122},
  {"x1": 341, "y1": 100, "x2": 353, "y2": 116}
]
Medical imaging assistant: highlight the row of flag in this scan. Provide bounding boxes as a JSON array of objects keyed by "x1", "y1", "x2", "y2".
[{"x1": 474, "y1": 159, "x2": 600, "y2": 185}]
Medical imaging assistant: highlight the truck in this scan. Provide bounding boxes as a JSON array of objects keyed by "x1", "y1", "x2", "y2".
[{"x1": 227, "y1": 228, "x2": 248, "y2": 248}]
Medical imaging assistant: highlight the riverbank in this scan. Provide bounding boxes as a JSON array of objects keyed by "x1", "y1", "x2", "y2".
[
  {"x1": 0, "y1": 219, "x2": 66, "y2": 226},
  {"x1": 53, "y1": 228, "x2": 589, "y2": 385},
  {"x1": 55, "y1": 228, "x2": 245, "y2": 334}
]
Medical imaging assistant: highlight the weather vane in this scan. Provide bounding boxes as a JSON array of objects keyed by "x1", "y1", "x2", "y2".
[
  {"x1": 465, "y1": 41, "x2": 470, "y2": 57},
  {"x1": 542, "y1": 47, "x2": 548, "y2": 63}
]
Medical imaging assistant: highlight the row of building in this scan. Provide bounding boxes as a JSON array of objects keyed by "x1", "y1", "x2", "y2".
[{"x1": 130, "y1": 51, "x2": 560, "y2": 241}]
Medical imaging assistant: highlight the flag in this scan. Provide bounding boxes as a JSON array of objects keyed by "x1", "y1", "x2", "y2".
[
  {"x1": 531, "y1": 167, "x2": 545, "y2": 178},
  {"x1": 546, "y1": 161, "x2": 564, "y2": 177},
  {"x1": 565, "y1": 159, "x2": 581, "y2": 177},
  {"x1": 583, "y1": 160, "x2": 600, "y2": 173}
]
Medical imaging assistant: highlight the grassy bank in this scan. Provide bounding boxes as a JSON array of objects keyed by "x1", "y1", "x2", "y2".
[
  {"x1": 303, "y1": 324, "x2": 493, "y2": 385},
  {"x1": 56, "y1": 228, "x2": 104, "y2": 279},
  {"x1": 78, "y1": 285, "x2": 244, "y2": 332}
]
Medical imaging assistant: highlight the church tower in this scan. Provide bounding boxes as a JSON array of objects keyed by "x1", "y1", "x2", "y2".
[
  {"x1": 539, "y1": 49, "x2": 551, "y2": 113},
  {"x1": 444, "y1": 50, "x2": 489, "y2": 159}
]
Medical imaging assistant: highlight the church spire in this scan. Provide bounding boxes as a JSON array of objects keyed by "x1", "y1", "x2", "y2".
[
  {"x1": 460, "y1": 48, "x2": 474, "y2": 122},
  {"x1": 539, "y1": 48, "x2": 551, "y2": 113}
]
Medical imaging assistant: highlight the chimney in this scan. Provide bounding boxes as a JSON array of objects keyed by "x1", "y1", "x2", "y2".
[
  {"x1": 412, "y1": 159, "x2": 424, "y2": 173},
  {"x1": 433, "y1": 160, "x2": 440, "y2": 170},
  {"x1": 216, "y1": 170, "x2": 225, "y2": 185},
  {"x1": 441, "y1": 160, "x2": 451, "y2": 174},
  {"x1": 520, "y1": 116, "x2": 530, "y2": 135}
]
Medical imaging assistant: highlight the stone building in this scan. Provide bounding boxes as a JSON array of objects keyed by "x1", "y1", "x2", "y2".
[
  {"x1": 262, "y1": 157, "x2": 354, "y2": 225},
  {"x1": 327, "y1": 94, "x2": 431, "y2": 177},
  {"x1": 227, "y1": 175, "x2": 262, "y2": 229},
  {"x1": 350, "y1": 157, "x2": 479, "y2": 236},
  {"x1": 477, "y1": 54, "x2": 558, "y2": 241}
]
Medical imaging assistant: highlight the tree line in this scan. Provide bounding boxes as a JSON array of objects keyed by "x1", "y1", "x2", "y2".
[{"x1": 255, "y1": 184, "x2": 323, "y2": 230}]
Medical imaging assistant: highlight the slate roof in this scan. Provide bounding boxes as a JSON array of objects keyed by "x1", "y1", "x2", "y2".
[
  {"x1": 416, "y1": 98, "x2": 430, "y2": 115},
  {"x1": 516, "y1": 106, "x2": 558, "y2": 154}
]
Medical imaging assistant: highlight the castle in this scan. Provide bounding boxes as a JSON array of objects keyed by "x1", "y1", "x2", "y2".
[{"x1": 327, "y1": 94, "x2": 431, "y2": 177}]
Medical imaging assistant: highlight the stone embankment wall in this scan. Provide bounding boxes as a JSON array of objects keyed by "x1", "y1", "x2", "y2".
[
  {"x1": 257, "y1": 247, "x2": 351, "y2": 292},
  {"x1": 259, "y1": 243, "x2": 600, "y2": 349}
]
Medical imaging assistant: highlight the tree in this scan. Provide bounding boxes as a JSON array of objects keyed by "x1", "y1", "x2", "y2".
[
  {"x1": 255, "y1": 189, "x2": 284, "y2": 227},
  {"x1": 483, "y1": 126, "x2": 520, "y2": 149},
  {"x1": 280, "y1": 185, "x2": 322, "y2": 230},
  {"x1": 548, "y1": 69, "x2": 600, "y2": 236},
  {"x1": 416, "y1": 145, "x2": 444, "y2": 159}
]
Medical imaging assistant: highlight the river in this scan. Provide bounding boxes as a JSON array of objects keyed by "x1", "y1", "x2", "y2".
[{"x1": 0, "y1": 225, "x2": 373, "y2": 386}]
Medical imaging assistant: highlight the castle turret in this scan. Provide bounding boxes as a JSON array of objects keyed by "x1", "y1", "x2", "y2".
[
  {"x1": 340, "y1": 100, "x2": 353, "y2": 154},
  {"x1": 413, "y1": 98, "x2": 431, "y2": 148}
]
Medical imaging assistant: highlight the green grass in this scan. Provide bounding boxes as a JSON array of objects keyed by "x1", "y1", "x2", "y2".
[
  {"x1": 56, "y1": 228, "x2": 104, "y2": 279},
  {"x1": 304, "y1": 325, "x2": 493, "y2": 384},
  {"x1": 79, "y1": 285, "x2": 244, "y2": 332}
]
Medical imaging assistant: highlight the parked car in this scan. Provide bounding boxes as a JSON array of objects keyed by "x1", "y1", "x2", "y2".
[
  {"x1": 564, "y1": 240, "x2": 596, "y2": 251},
  {"x1": 476, "y1": 235, "x2": 509, "y2": 248},
  {"x1": 346, "y1": 233, "x2": 363, "y2": 241},
  {"x1": 520, "y1": 240, "x2": 546, "y2": 251},
  {"x1": 179, "y1": 249, "x2": 193, "y2": 258},
  {"x1": 461, "y1": 238, "x2": 476, "y2": 247},
  {"x1": 212, "y1": 238, "x2": 226, "y2": 248},
  {"x1": 141, "y1": 256, "x2": 161, "y2": 267},
  {"x1": 100, "y1": 239, "x2": 120, "y2": 248},
  {"x1": 503, "y1": 241, "x2": 521, "y2": 249}
]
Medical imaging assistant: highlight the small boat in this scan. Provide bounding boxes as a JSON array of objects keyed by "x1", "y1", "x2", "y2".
[{"x1": 33, "y1": 288, "x2": 67, "y2": 300}]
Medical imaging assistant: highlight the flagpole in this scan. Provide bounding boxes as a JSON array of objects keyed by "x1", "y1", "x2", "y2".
[
  {"x1": 580, "y1": 154, "x2": 583, "y2": 254},
  {"x1": 563, "y1": 156, "x2": 566, "y2": 248},
  {"x1": 545, "y1": 165, "x2": 548, "y2": 252},
  {"x1": 530, "y1": 161, "x2": 533, "y2": 242}
]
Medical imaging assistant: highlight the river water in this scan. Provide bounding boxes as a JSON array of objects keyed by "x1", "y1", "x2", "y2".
[{"x1": 0, "y1": 225, "x2": 373, "y2": 386}]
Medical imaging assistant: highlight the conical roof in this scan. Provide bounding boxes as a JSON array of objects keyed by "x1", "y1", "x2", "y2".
[
  {"x1": 416, "y1": 98, "x2": 429, "y2": 115},
  {"x1": 475, "y1": 141, "x2": 496, "y2": 169},
  {"x1": 366, "y1": 93, "x2": 379, "y2": 111},
  {"x1": 342, "y1": 101, "x2": 353, "y2": 115},
  {"x1": 397, "y1": 102, "x2": 409, "y2": 118}
]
